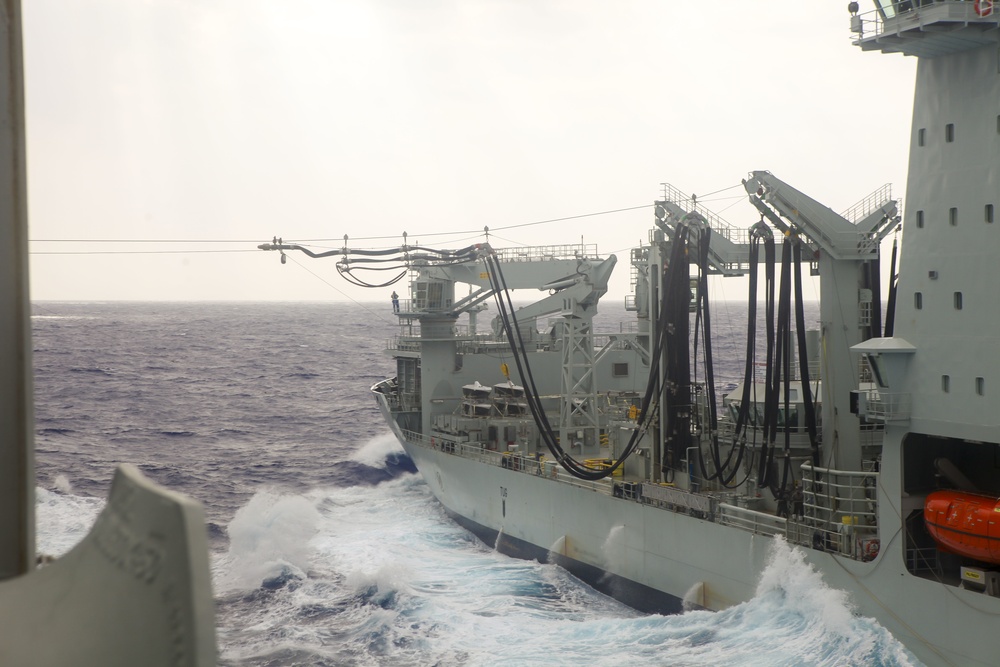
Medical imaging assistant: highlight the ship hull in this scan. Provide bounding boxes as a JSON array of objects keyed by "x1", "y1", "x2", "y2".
[{"x1": 377, "y1": 385, "x2": 1000, "y2": 667}]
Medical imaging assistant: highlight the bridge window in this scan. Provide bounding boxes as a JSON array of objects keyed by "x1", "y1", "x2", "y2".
[{"x1": 613, "y1": 362, "x2": 629, "y2": 377}]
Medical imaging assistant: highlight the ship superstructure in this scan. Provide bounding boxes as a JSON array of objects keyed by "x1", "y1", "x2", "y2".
[{"x1": 262, "y1": 3, "x2": 1000, "y2": 665}]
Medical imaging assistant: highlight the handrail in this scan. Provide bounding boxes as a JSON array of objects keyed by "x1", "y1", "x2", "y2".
[
  {"x1": 389, "y1": 420, "x2": 880, "y2": 562},
  {"x1": 852, "y1": 1, "x2": 1000, "y2": 43},
  {"x1": 493, "y1": 244, "x2": 600, "y2": 262}
]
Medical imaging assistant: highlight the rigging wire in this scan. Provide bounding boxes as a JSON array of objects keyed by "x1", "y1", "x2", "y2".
[
  {"x1": 691, "y1": 183, "x2": 744, "y2": 200},
  {"x1": 284, "y1": 255, "x2": 397, "y2": 325},
  {"x1": 30, "y1": 203, "x2": 654, "y2": 248},
  {"x1": 31, "y1": 249, "x2": 258, "y2": 255}
]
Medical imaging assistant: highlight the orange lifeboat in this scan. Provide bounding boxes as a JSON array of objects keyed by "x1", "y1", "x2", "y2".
[{"x1": 924, "y1": 490, "x2": 1000, "y2": 564}]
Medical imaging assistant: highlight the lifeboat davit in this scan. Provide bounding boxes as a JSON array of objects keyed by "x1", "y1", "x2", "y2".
[{"x1": 924, "y1": 490, "x2": 1000, "y2": 565}]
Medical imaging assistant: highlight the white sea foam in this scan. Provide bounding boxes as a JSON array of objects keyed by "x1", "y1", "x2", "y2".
[
  {"x1": 348, "y1": 431, "x2": 405, "y2": 466},
  {"x1": 600, "y1": 524, "x2": 626, "y2": 572},
  {"x1": 35, "y1": 466, "x2": 919, "y2": 666},
  {"x1": 35, "y1": 485, "x2": 103, "y2": 558},
  {"x1": 52, "y1": 474, "x2": 73, "y2": 495},
  {"x1": 216, "y1": 490, "x2": 321, "y2": 592},
  {"x1": 216, "y1": 477, "x2": 920, "y2": 667}
]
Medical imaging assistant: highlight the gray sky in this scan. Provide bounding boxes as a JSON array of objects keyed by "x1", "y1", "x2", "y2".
[{"x1": 24, "y1": 0, "x2": 916, "y2": 303}]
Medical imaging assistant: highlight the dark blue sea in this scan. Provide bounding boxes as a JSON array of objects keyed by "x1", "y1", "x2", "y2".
[{"x1": 32, "y1": 301, "x2": 918, "y2": 666}]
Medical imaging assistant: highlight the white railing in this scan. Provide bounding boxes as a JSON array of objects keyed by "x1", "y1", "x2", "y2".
[
  {"x1": 493, "y1": 244, "x2": 600, "y2": 263},
  {"x1": 840, "y1": 184, "x2": 893, "y2": 224},
  {"x1": 403, "y1": 429, "x2": 619, "y2": 497},
  {"x1": 395, "y1": 428, "x2": 880, "y2": 562},
  {"x1": 858, "y1": 390, "x2": 912, "y2": 422},
  {"x1": 717, "y1": 503, "x2": 786, "y2": 536},
  {"x1": 851, "y1": 1, "x2": 999, "y2": 42},
  {"x1": 642, "y1": 483, "x2": 715, "y2": 515},
  {"x1": 658, "y1": 183, "x2": 747, "y2": 245}
]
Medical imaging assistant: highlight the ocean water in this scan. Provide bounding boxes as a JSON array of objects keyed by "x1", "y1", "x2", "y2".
[{"x1": 32, "y1": 301, "x2": 919, "y2": 666}]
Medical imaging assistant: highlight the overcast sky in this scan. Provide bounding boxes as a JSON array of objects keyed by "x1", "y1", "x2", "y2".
[{"x1": 23, "y1": 0, "x2": 916, "y2": 303}]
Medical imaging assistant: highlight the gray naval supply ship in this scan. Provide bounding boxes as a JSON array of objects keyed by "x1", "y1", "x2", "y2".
[{"x1": 262, "y1": 2, "x2": 1000, "y2": 665}]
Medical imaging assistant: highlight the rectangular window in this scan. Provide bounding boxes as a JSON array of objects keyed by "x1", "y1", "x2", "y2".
[
  {"x1": 612, "y1": 362, "x2": 629, "y2": 377},
  {"x1": 950, "y1": 207, "x2": 958, "y2": 226},
  {"x1": 942, "y1": 375, "x2": 950, "y2": 393},
  {"x1": 987, "y1": 204, "x2": 995, "y2": 223},
  {"x1": 916, "y1": 210, "x2": 924, "y2": 228},
  {"x1": 946, "y1": 123, "x2": 955, "y2": 142},
  {"x1": 915, "y1": 292, "x2": 923, "y2": 309},
  {"x1": 954, "y1": 292, "x2": 963, "y2": 310},
  {"x1": 918, "y1": 128, "x2": 926, "y2": 146},
  {"x1": 977, "y1": 377, "x2": 985, "y2": 396}
]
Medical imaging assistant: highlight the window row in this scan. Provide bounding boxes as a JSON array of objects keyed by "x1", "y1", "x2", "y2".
[
  {"x1": 940, "y1": 375, "x2": 986, "y2": 397},
  {"x1": 917, "y1": 116, "x2": 1000, "y2": 145},
  {"x1": 914, "y1": 204, "x2": 995, "y2": 228},
  {"x1": 913, "y1": 291, "x2": 964, "y2": 310}
]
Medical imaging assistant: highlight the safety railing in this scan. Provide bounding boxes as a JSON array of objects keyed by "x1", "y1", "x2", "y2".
[
  {"x1": 840, "y1": 184, "x2": 894, "y2": 225},
  {"x1": 402, "y1": 428, "x2": 620, "y2": 497},
  {"x1": 642, "y1": 483, "x2": 715, "y2": 516},
  {"x1": 715, "y1": 504, "x2": 820, "y2": 548},
  {"x1": 799, "y1": 463, "x2": 879, "y2": 558},
  {"x1": 657, "y1": 183, "x2": 748, "y2": 246},
  {"x1": 717, "y1": 503, "x2": 786, "y2": 536},
  {"x1": 396, "y1": 427, "x2": 880, "y2": 562},
  {"x1": 856, "y1": 389, "x2": 912, "y2": 422},
  {"x1": 493, "y1": 244, "x2": 600, "y2": 263},
  {"x1": 851, "y1": 1, "x2": 999, "y2": 43}
]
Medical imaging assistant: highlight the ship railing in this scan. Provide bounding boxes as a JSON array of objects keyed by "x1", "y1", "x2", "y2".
[
  {"x1": 617, "y1": 320, "x2": 640, "y2": 334},
  {"x1": 388, "y1": 331, "x2": 526, "y2": 353},
  {"x1": 905, "y1": 546, "x2": 942, "y2": 576},
  {"x1": 717, "y1": 503, "x2": 784, "y2": 536},
  {"x1": 387, "y1": 336, "x2": 422, "y2": 352},
  {"x1": 593, "y1": 333, "x2": 641, "y2": 351},
  {"x1": 507, "y1": 452, "x2": 619, "y2": 497},
  {"x1": 840, "y1": 183, "x2": 893, "y2": 224},
  {"x1": 800, "y1": 463, "x2": 880, "y2": 561},
  {"x1": 455, "y1": 338, "x2": 539, "y2": 354},
  {"x1": 851, "y1": 1, "x2": 1000, "y2": 43},
  {"x1": 641, "y1": 483, "x2": 716, "y2": 517},
  {"x1": 493, "y1": 244, "x2": 600, "y2": 263},
  {"x1": 715, "y1": 504, "x2": 816, "y2": 545},
  {"x1": 657, "y1": 183, "x2": 748, "y2": 245},
  {"x1": 855, "y1": 390, "x2": 912, "y2": 423},
  {"x1": 404, "y1": 429, "x2": 621, "y2": 497}
]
